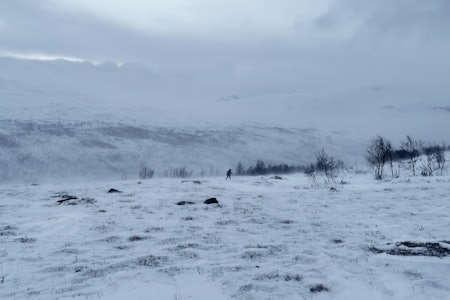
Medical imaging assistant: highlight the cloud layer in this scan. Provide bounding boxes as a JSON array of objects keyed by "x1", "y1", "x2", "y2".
[{"x1": 1, "y1": 0, "x2": 449, "y2": 94}]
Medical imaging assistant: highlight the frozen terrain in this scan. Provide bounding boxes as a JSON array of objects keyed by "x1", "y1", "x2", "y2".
[{"x1": 1, "y1": 173, "x2": 449, "y2": 299}]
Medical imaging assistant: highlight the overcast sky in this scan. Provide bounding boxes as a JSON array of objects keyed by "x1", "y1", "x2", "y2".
[{"x1": 1, "y1": 0, "x2": 450, "y2": 92}]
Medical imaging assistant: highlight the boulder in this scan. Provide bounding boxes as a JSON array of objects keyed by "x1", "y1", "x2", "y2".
[{"x1": 203, "y1": 198, "x2": 219, "y2": 204}]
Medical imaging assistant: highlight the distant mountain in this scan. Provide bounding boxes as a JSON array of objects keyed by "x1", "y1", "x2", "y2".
[{"x1": 0, "y1": 57, "x2": 448, "y2": 182}]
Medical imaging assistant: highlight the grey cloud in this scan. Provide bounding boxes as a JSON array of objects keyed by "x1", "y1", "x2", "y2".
[
  {"x1": 1, "y1": 0, "x2": 449, "y2": 98},
  {"x1": 316, "y1": 0, "x2": 450, "y2": 41}
]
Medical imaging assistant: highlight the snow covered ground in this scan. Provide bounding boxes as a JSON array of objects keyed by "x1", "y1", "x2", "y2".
[{"x1": 1, "y1": 172, "x2": 449, "y2": 299}]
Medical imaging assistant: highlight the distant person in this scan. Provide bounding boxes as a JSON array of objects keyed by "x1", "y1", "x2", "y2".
[{"x1": 226, "y1": 169, "x2": 232, "y2": 180}]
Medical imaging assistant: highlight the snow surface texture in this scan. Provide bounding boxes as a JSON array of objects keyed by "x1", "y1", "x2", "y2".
[{"x1": 1, "y1": 173, "x2": 449, "y2": 299}]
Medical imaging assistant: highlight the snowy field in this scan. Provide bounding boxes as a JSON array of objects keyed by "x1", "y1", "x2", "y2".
[{"x1": 1, "y1": 173, "x2": 450, "y2": 300}]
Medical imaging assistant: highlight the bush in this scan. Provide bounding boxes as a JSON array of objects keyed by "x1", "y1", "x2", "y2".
[
  {"x1": 314, "y1": 149, "x2": 343, "y2": 183},
  {"x1": 420, "y1": 143, "x2": 446, "y2": 176},
  {"x1": 304, "y1": 149, "x2": 343, "y2": 184}
]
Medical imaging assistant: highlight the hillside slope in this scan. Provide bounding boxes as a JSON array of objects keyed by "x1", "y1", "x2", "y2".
[{"x1": 1, "y1": 57, "x2": 448, "y2": 182}]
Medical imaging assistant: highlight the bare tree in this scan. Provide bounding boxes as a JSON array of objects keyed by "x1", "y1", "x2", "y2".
[
  {"x1": 436, "y1": 143, "x2": 446, "y2": 175},
  {"x1": 254, "y1": 160, "x2": 267, "y2": 175},
  {"x1": 315, "y1": 148, "x2": 343, "y2": 183},
  {"x1": 304, "y1": 163, "x2": 317, "y2": 184},
  {"x1": 420, "y1": 143, "x2": 446, "y2": 176},
  {"x1": 366, "y1": 136, "x2": 388, "y2": 180},
  {"x1": 236, "y1": 162, "x2": 244, "y2": 175},
  {"x1": 163, "y1": 167, "x2": 192, "y2": 178},
  {"x1": 401, "y1": 135, "x2": 423, "y2": 176},
  {"x1": 385, "y1": 140, "x2": 396, "y2": 178}
]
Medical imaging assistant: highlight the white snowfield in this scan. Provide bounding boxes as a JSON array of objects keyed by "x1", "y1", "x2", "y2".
[{"x1": 1, "y1": 173, "x2": 449, "y2": 300}]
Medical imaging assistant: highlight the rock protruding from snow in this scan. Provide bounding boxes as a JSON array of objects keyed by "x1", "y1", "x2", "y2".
[
  {"x1": 107, "y1": 188, "x2": 122, "y2": 193},
  {"x1": 203, "y1": 198, "x2": 218, "y2": 204},
  {"x1": 310, "y1": 284, "x2": 329, "y2": 293},
  {"x1": 56, "y1": 195, "x2": 78, "y2": 204},
  {"x1": 176, "y1": 201, "x2": 195, "y2": 206},
  {"x1": 370, "y1": 241, "x2": 450, "y2": 257},
  {"x1": 181, "y1": 180, "x2": 203, "y2": 184}
]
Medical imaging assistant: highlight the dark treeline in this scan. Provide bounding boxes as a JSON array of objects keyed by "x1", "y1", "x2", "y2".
[
  {"x1": 235, "y1": 149, "x2": 344, "y2": 184},
  {"x1": 163, "y1": 167, "x2": 193, "y2": 178},
  {"x1": 392, "y1": 144, "x2": 449, "y2": 161},
  {"x1": 137, "y1": 135, "x2": 447, "y2": 181},
  {"x1": 235, "y1": 160, "x2": 305, "y2": 176}
]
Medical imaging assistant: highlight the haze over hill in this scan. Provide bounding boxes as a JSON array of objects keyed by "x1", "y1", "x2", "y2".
[{"x1": 1, "y1": 57, "x2": 449, "y2": 182}]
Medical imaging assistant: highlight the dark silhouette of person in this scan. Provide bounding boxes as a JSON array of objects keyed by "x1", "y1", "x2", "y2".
[{"x1": 226, "y1": 169, "x2": 232, "y2": 180}]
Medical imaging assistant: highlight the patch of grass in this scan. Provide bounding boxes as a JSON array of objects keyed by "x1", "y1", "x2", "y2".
[
  {"x1": 255, "y1": 271, "x2": 302, "y2": 282},
  {"x1": 242, "y1": 250, "x2": 264, "y2": 260},
  {"x1": 104, "y1": 236, "x2": 120, "y2": 243},
  {"x1": 0, "y1": 225, "x2": 18, "y2": 236},
  {"x1": 280, "y1": 219, "x2": 295, "y2": 224},
  {"x1": 284, "y1": 274, "x2": 302, "y2": 282},
  {"x1": 145, "y1": 227, "x2": 164, "y2": 232},
  {"x1": 137, "y1": 255, "x2": 167, "y2": 267},
  {"x1": 128, "y1": 235, "x2": 148, "y2": 242},
  {"x1": 15, "y1": 237, "x2": 36, "y2": 243},
  {"x1": 174, "y1": 243, "x2": 199, "y2": 250}
]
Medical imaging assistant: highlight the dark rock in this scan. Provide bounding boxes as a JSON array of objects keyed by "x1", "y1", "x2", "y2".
[
  {"x1": 181, "y1": 180, "x2": 202, "y2": 184},
  {"x1": 272, "y1": 176, "x2": 283, "y2": 180},
  {"x1": 57, "y1": 196, "x2": 95, "y2": 205},
  {"x1": 57, "y1": 196, "x2": 78, "y2": 204},
  {"x1": 370, "y1": 241, "x2": 450, "y2": 257},
  {"x1": 129, "y1": 235, "x2": 147, "y2": 242},
  {"x1": 108, "y1": 188, "x2": 122, "y2": 193},
  {"x1": 203, "y1": 198, "x2": 219, "y2": 204},
  {"x1": 176, "y1": 201, "x2": 195, "y2": 206},
  {"x1": 310, "y1": 284, "x2": 328, "y2": 293},
  {"x1": 329, "y1": 187, "x2": 338, "y2": 192}
]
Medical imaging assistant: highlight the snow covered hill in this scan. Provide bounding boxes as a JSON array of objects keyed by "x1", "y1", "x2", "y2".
[
  {"x1": 1, "y1": 173, "x2": 450, "y2": 299},
  {"x1": 1, "y1": 57, "x2": 449, "y2": 182},
  {"x1": 0, "y1": 119, "x2": 360, "y2": 182}
]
